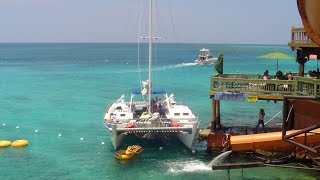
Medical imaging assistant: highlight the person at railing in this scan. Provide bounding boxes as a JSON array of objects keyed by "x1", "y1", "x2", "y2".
[
  {"x1": 262, "y1": 70, "x2": 272, "y2": 90},
  {"x1": 151, "y1": 98, "x2": 155, "y2": 113},
  {"x1": 263, "y1": 70, "x2": 270, "y2": 80},
  {"x1": 286, "y1": 71, "x2": 293, "y2": 91},
  {"x1": 287, "y1": 71, "x2": 293, "y2": 80},
  {"x1": 276, "y1": 70, "x2": 286, "y2": 80},
  {"x1": 316, "y1": 68, "x2": 320, "y2": 79},
  {"x1": 306, "y1": 70, "x2": 313, "y2": 78}
]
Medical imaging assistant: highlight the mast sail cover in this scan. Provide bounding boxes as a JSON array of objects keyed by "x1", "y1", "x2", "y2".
[{"x1": 132, "y1": 87, "x2": 166, "y2": 95}]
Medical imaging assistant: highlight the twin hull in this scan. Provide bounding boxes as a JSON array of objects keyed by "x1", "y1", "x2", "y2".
[{"x1": 104, "y1": 99, "x2": 199, "y2": 150}]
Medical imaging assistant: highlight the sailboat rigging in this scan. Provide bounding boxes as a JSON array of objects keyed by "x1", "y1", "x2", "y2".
[{"x1": 103, "y1": 0, "x2": 199, "y2": 150}]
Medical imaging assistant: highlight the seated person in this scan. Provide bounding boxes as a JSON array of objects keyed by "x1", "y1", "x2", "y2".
[
  {"x1": 286, "y1": 71, "x2": 293, "y2": 80},
  {"x1": 262, "y1": 70, "x2": 270, "y2": 80},
  {"x1": 306, "y1": 70, "x2": 314, "y2": 78},
  {"x1": 275, "y1": 70, "x2": 285, "y2": 80}
]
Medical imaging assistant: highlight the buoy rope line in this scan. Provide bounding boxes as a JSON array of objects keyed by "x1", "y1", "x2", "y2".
[{"x1": 1, "y1": 123, "x2": 107, "y2": 146}]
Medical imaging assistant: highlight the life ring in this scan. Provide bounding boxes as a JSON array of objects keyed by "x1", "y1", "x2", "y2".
[
  {"x1": 11, "y1": 140, "x2": 29, "y2": 147},
  {"x1": 0, "y1": 140, "x2": 11, "y2": 148}
]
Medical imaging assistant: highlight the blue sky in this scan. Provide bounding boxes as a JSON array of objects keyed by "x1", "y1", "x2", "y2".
[{"x1": 0, "y1": 0, "x2": 302, "y2": 44}]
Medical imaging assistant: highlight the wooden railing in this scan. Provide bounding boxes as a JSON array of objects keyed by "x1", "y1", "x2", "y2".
[
  {"x1": 210, "y1": 74, "x2": 320, "y2": 98},
  {"x1": 295, "y1": 76, "x2": 320, "y2": 96},
  {"x1": 289, "y1": 27, "x2": 319, "y2": 48}
]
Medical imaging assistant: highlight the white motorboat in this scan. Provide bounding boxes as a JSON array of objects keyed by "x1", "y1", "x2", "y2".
[
  {"x1": 194, "y1": 48, "x2": 218, "y2": 65},
  {"x1": 103, "y1": 0, "x2": 199, "y2": 150}
]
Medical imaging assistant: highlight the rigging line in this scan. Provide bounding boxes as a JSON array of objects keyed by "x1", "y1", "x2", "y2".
[
  {"x1": 286, "y1": 104, "x2": 294, "y2": 123},
  {"x1": 155, "y1": 0, "x2": 160, "y2": 38},
  {"x1": 137, "y1": 0, "x2": 145, "y2": 101},
  {"x1": 265, "y1": 109, "x2": 283, "y2": 125},
  {"x1": 168, "y1": 0, "x2": 176, "y2": 41},
  {"x1": 154, "y1": 39, "x2": 157, "y2": 83}
]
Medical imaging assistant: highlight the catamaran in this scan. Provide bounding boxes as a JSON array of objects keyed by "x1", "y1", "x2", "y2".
[
  {"x1": 194, "y1": 48, "x2": 218, "y2": 65},
  {"x1": 103, "y1": 0, "x2": 199, "y2": 150}
]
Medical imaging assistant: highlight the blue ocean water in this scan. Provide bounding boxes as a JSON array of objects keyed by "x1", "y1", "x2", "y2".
[{"x1": 0, "y1": 43, "x2": 319, "y2": 179}]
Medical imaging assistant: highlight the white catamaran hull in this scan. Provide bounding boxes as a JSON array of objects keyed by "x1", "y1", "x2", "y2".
[
  {"x1": 106, "y1": 121, "x2": 199, "y2": 150},
  {"x1": 104, "y1": 96, "x2": 199, "y2": 150}
]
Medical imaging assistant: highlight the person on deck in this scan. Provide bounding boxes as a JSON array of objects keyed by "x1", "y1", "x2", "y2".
[
  {"x1": 255, "y1": 109, "x2": 266, "y2": 133},
  {"x1": 263, "y1": 70, "x2": 270, "y2": 80},
  {"x1": 111, "y1": 113, "x2": 119, "y2": 124},
  {"x1": 287, "y1": 71, "x2": 293, "y2": 80}
]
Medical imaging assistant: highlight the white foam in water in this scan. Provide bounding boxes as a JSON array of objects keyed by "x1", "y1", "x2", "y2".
[
  {"x1": 208, "y1": 150, "x2": 232, "y2": 167},
  {"x1": 166, "y1": 160, "x2": 211, "y2": 175},
  {"x1": 176, "y1": 63, "x2": 197, "y2": 67},
  {"x1": 175, "y1": 62, "x2": 197, "y2": 67}
]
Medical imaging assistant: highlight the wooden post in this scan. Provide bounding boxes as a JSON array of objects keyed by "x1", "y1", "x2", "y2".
[
  {"x1": 282, "y1": 97, "x2": 288, "y2": 138},
  {"x1": 217, "y1": 100, "x2": 221, "y2": 129},
  {"x1": 211, "y1": 98, "x2": 216, "y2": 131}
]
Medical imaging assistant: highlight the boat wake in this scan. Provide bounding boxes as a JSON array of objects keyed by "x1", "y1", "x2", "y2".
[
  {"x1": 166, "y1": 160, "x2": 211, "y2": 175},
  {"x1": 174, "y1": 62, "x2": 198, "y2": 67},
  {"x1": 109, "y1": 62, "x2": 197, "y2": 74}
]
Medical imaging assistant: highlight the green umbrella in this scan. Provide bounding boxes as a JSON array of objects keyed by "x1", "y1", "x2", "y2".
[{"x1": 258, "y1": 52, "x2": 295, "y2": 72}]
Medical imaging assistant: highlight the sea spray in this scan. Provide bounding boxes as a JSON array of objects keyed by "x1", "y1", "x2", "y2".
[
  {"x1": 166, "y1": 160, "x2": 211, "y2": 175},
  {"x1": 208, "y1": 150, "x2": 232, "y2": 167}
]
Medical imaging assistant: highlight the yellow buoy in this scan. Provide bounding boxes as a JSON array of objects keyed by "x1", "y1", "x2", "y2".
[
  {"x1": 0, "y1": 140, "x2": 12, "y2": 148},
  {"x1": 11, "y1": 140, "x2": 29, "y2": 147}
]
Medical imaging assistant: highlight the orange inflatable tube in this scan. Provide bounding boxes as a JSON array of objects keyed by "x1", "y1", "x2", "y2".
[{"x1": 230, "y1": 129, "x2": 320, "y2": 152}]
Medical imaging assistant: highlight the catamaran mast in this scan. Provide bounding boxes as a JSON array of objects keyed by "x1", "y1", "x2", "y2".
[{"x1": 148, "y1": 0, "x2": 153, "y2": 113}]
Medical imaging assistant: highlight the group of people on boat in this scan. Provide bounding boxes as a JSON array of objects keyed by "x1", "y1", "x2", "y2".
[{"x1": 150, "y1": 97, "x2": 165, "y2": 116}]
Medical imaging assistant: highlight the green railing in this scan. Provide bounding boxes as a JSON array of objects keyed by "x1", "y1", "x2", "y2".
[{"x1": 210, "y1": 74, "x2": 320, "y2": 97}]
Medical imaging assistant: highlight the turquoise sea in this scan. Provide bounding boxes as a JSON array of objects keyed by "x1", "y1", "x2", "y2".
[{"x1": 1, "y1": 43, "x2": 319, "y2": 179}]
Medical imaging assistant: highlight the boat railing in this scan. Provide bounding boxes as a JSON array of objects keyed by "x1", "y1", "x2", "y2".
[
  {"x1": 210, "y1": 74, "x2": 320, "y2": 98},
  {"x1": 116, "y1": 126, "x2": 193, "y2": 134}
]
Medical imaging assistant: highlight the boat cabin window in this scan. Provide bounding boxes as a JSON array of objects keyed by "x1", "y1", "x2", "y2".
[
  {"x1": 116, "y1": 106, "x2": 122, "y2": 110},
  {"x1": 174, "y1": 113, "x2": 180, "y2": 116},
  {"x1": 183, "y1": 113, "x2": 189, "y2": 116},
  {"x1": 120, "y1": 114, "x2": 126, "y2": 117}
]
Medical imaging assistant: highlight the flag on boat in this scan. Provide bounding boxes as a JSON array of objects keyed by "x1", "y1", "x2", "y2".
[{"x1": 215, "y1": 52, "x2": 224, "y2": 74}]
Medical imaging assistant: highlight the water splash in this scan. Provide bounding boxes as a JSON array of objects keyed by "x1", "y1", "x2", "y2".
[
  {"x1": 208, "y1": 150, "x2": 232, "y2": 167},
  {"x1": 166, "y1": 160, "x2": 211, "y2": 175}
]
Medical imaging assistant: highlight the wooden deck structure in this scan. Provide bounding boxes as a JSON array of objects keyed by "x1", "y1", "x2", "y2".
[
  {"x1": 206, "y1": 1, "x2": 320, "y2": 173},
  {"x1": 288, "y1": 27, "x2": 319, "y2": 48},
  {"x1": 210, "y1": 73, "x2": 320, "y2": 100},
  {"x1": 288, "y1": 27, "x2": 320, "y2": 76}
]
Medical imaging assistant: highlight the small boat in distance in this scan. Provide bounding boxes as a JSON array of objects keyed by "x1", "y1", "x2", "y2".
[{"x1": 194, "y1": 48, "x2": 218, "y2": 65}]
